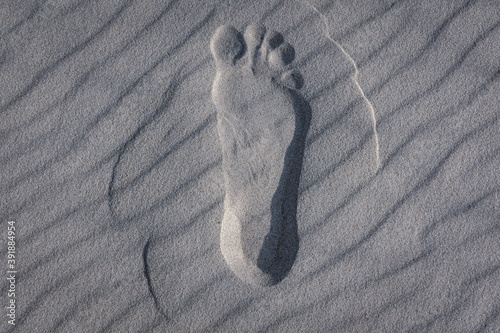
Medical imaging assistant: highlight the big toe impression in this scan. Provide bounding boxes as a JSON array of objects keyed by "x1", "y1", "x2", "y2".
[{"x1": 210, "y1": 25, "x2": 244, "y2": 66}]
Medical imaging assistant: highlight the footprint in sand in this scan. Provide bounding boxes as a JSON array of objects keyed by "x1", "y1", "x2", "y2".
[{"x1": 210, "y1": 24, "x2": 311, "y2": 286}]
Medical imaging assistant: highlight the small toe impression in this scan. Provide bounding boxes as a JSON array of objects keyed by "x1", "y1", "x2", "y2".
[
  {"x1": 281, "y1": 70, "x2": 304, "y2": 90},
  {"x1": 269, "y1": 42, "x2": 295, "y2": 68},
  {"x1": 244, "y1": 23, "x2": 266, "y2": 50},
  {"x1": 210, "y1": 25, "x2": 244, "y2": 66},
  {"x1": 263, "y1": 30, "x2": 284, "y2": 50}
]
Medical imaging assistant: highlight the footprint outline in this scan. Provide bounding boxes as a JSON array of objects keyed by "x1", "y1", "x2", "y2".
[{"x1": 210, "y1": 23, "x2": 311, "y2": 286}]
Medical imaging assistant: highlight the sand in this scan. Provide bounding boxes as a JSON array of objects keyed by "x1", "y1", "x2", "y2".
[{"x1": 1, "y1": 0, "x2": 499, "y2": 332}]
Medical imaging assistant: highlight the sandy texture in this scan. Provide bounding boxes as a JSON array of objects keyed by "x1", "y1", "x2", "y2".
[{"x1": 1, "y1": 0, "x2": 499, "y2": 332}]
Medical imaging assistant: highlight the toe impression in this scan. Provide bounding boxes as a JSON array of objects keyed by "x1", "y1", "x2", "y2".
[
  {"x1": 210, "y1": 25, "x2": 244, "y2": 66},
  {"x1": 269, "y1": 42, "x2": 295, "y2": 69}
]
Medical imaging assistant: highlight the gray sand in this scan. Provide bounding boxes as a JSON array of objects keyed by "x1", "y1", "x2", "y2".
[{"x1": 1, "y1": 0, "x2": 499, "y2": 332}]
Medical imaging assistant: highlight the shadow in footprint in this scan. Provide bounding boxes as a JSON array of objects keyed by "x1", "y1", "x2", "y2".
[{"x1": 257, "y1": 89, "x2": 311, "y2": 284}]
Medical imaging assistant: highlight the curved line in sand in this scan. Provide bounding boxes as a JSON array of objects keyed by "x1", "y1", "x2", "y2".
[{"x1": 301, "y1": 0, "x2": 381, "y2": 169}]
